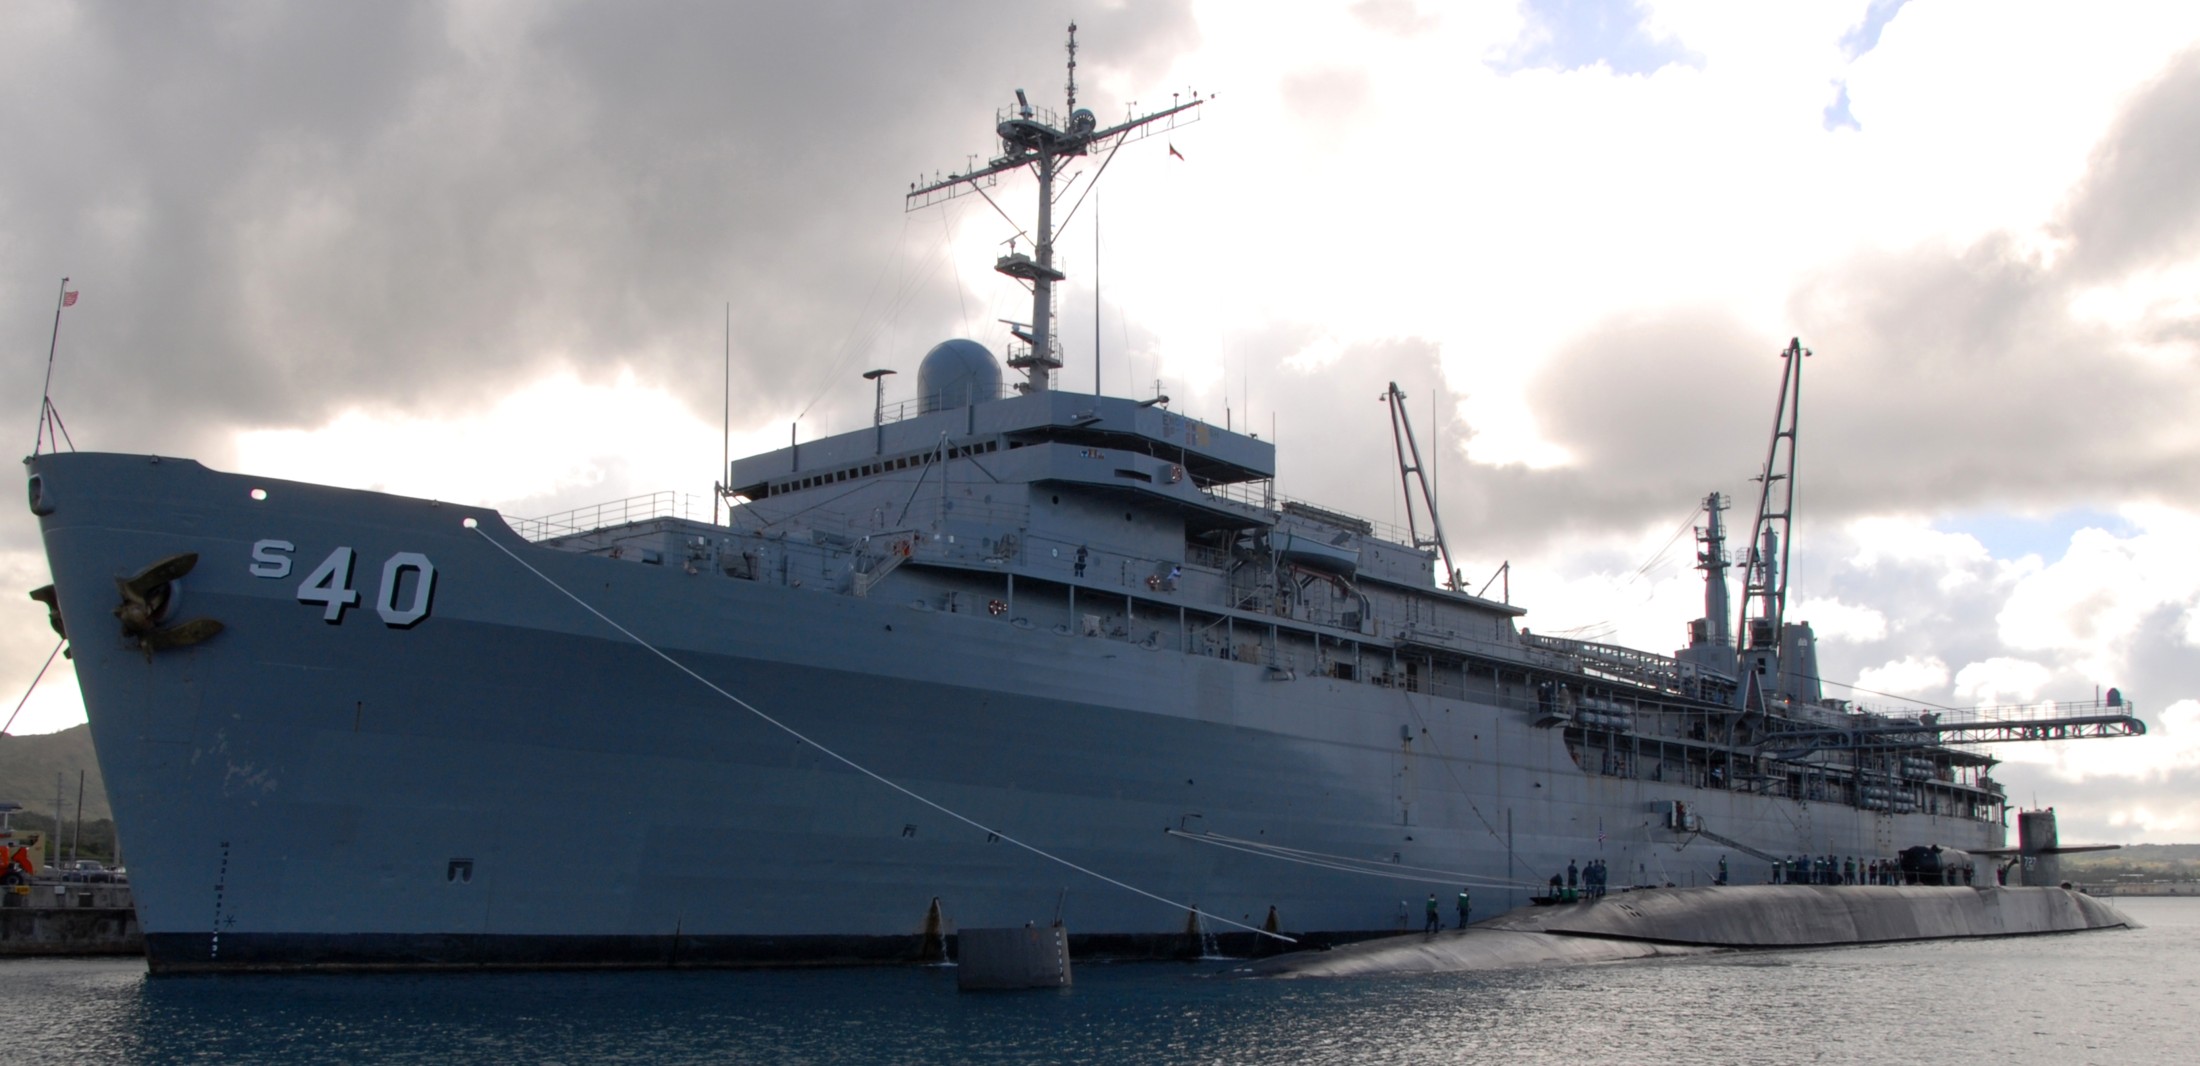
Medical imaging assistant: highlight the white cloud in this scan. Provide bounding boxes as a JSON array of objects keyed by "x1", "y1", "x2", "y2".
[
  {"x1": 228, "y1": 370, "x2": 784, "y2": 518},
  {"x1": 1788, "y1": 596, "x2": 1887, "y2": 643},
  {"x1": 1953, "y1": 657, "x2": 2053, "y2": 707},
  {"x1": 1855, "y1": 655, "x2": 1948, "y2": 696},
  {"x1": 1843, "y1": 518, "x2": 2000, "y2": 589},
  {"x1": 1996, "y1": 508, "x2": 2200, "y2": 681},
  {"x1": 1999, "y1": 700, "x2": 2200, "y2": 788}
]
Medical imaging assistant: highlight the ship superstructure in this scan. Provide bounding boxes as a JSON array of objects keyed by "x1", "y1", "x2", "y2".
[{"x1": 22, "y1": 29, "x2": 2143, "y2": 972}]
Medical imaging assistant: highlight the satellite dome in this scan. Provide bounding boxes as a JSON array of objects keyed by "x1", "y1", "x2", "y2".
[{"x1": 916, "y1": 339, "x2": 1003, "y2": 414}]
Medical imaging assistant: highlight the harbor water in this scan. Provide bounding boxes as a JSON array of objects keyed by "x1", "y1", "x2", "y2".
[{"x1": 2, "y1": 897, "x2": 2193, "y2": 1065}]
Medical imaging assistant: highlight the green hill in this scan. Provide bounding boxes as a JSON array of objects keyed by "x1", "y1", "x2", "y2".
[
  {"x1": 0, "y1": 723, "x2": 113, "y2": 823},
  {"x1": 2060, "y1": 844, "x2": 2200, "y2": 881}
]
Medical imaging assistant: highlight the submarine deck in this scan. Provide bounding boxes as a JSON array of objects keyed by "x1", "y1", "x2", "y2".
[{"x1": 1238, "y1": 885, "x2": 2134, "y2": 978}]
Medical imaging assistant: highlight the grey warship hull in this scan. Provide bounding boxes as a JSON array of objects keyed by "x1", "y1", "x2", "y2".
[
  {"x1": 27, "y1": 36, "x2": 2090, "y2": 972},
  {"x1": 29, "y1": 446, "x2": 2008, "y2": 973}
]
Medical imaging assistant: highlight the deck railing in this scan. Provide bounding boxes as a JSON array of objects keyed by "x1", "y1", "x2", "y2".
[{"x1": 511, "y1": 491, "x2": 716, "y2": 542}]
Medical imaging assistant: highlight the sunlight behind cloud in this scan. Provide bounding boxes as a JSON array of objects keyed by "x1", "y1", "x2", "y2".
[
  {"x1": 1855, "y1": 655, "x2": 1948, "y2": 696},
  {"x1": 1788, "y1": 596, "x2": 1887, "y2": 643},
  {"x1": 1953, "y1": 657, "x2": 2053, "y2": 706},
  {"x1": 229, "y1": 371, "x2": 786, "y2": 517},
  {"x1": 2000, "y1": 699, "x2": 2200, "y2": 792}
]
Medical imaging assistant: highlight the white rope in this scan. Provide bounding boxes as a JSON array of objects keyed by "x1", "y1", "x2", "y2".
[
  {"x1": 468, "y1": 521, "x2": 1294, "y2": 944},
  {"x1": 1167, "y1": 829, "x2": 1541, "y2": 888},
  {"x1": 1, "y1": 640, "x2": 64, "y2": 736}
]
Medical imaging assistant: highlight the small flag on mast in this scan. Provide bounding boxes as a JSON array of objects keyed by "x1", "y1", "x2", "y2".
[
  {"x1": 1167, "y1": 142, "x2": 1184, "y2": 161},
  {"x1": 61, "y1": 290, "x2": 78, "y2": 308}
]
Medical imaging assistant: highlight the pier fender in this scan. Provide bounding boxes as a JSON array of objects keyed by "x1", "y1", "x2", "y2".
[{"x1": 919, "y1": 896, "x2": 949, "y2": 963}]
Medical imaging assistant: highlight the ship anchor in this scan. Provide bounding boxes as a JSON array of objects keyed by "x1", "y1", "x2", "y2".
[
  {"x1": 112, "y1": 552, "x2": 223, "y2": 657},
  {"x1": 27, "y1": 583, "x2": 70, "y2": 658}
]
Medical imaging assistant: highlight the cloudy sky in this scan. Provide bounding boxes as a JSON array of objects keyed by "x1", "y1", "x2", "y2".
[{"x1": 5, "y1": 1, "x2": 2198, "y2": 844}]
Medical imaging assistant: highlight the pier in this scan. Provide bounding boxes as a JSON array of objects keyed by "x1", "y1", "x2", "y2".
[{"x1": 1, "y1": 882, "x2": 143, "y2": 957}]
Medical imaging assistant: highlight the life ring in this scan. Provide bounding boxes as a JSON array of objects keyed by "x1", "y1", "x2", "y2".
[
  {"x1": 987, "y1": 599, "x2": 1008, "y2": 616},
  {"x1": 894, "y1": 540, "x2": 912, "y2": 558}
]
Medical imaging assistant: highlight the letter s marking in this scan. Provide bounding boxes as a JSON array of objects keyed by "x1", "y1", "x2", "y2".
[{"x1": 251, "y1": 539, "x2": 295, "y2": 579}]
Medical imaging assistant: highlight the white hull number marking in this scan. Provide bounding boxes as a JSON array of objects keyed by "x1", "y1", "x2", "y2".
[
  {"x1": 376, "y1": 552, "x2": 436, "y2": 629},
  {"x1": 250, "y1": 539, "x2": 294, "y2": 578},
  {"x1": 252, "y1": 542, "x2": 439, "y2": 629}
]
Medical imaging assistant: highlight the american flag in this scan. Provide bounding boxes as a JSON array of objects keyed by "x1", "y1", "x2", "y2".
[{"x1": 61, "y1": 290, "x2": 78, "y2": 307}]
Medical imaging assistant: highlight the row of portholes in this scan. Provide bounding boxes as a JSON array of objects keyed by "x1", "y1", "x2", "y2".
[
  {"x1": 1045, "y1": 493, "x2": 1138, "y2": 524},
  {"x1": 767, "y1": 440, "x2": 1003, "y2": 497}
]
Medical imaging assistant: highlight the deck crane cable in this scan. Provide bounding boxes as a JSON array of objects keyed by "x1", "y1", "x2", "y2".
[
  {"x1": 1629, "y1": 501, "x2": 1709, "y2": 585},
  {"x1": 1808, "y1": 674, "x2": 1965, "y2": 714},
  {"x1": 797, "y1": 210, "x2": 955, "y2": 421},
  {"x1": 794, "y1": 214, "x2": 909, "y2": 420},
  {"x1": 469, "y1": 522, "x2": 1295, "y2": 944},
  {"x1": 1165, "y1": 829, "x2": 1542, "y2": 888},
  {"x1": 942, "y1": 210, "x2": 969, "y2": 334},
  {"x1": 1546, "y1": 502, "x2": 1705, "y2": 642},
  {"x1": 1394, "y1": 689, "x2": 1513, "y2": 850}
]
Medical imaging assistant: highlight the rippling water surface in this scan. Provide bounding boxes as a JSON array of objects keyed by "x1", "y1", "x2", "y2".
[{"x1": 5, "y1": 898, "x2": 2195, "y2": 1065}]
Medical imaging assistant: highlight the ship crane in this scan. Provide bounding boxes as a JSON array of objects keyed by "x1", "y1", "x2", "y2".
[
  {"x1": 1737, "y1": 338, "x2": 1810, "y2": 708},
  {"x1": 1722, "y1": 341, "x2": 2147, "y2": 755},
  {"x1": 905, "y1": 22, "x2": 1202, "y2": 394},
  {"x1": 1381, "y1": 382, "x2": 1462, "y2": 592}
]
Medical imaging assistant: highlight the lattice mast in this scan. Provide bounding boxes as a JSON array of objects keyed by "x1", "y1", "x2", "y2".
[
  {"x1": 905, "y1": 23, "x2": 1202, "y2": 394},
  {"x1": 1688, "y1": 493, "x2": 1733, "y2": 647},
  {"x1": 1383, "y1": 382, "x2": 1462, "y2": 592},
  {"x1": 1737, "y1": 338, "x2": 1809, "y2": 691}
]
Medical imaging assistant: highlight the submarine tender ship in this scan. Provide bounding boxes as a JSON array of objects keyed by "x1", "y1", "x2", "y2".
[{"x1": 24, "y1": 31, "x2": 2140, "y2": 972}]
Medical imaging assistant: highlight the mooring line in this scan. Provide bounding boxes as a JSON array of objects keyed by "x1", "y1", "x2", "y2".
[
  {"x1": 468, "y1": 520, "x2": 1295, "y2": 944},
  {"x1": 1167, "y1": 829, "x2": 1541, "y2": 888},
  {"x1": 1, "y1": 640, "x2": 64, "y2": 736}
]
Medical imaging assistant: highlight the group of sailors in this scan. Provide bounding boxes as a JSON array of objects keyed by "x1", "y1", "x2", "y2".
[
  {"x1": 1546, "y1": 858, "x2": 1611, "y2": 901},
  {"x1": 1771, "y1": 855, "x2": 1903, "y2": 885}
]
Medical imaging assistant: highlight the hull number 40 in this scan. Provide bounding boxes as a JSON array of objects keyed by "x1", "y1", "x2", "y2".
[{"x1": 251, "y1": 541, "x2": 437, "y2": 628}]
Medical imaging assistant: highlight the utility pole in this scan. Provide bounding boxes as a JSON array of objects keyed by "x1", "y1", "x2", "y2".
[
  {"x1": 864, "y1": 368, "x2": 897, "y2": 455},
  {"x1": 35, "y1": 277, "x2": 78, "y2": 456},
  {"x1": 718, "y1": 302, "x2": 730, "y2": 526}
]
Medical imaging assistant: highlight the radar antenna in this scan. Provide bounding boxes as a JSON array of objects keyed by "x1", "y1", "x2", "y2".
[
  {"x1": 905, "y1": 24, "x2": 1202, "y2": 394},
  {"x1": 1737, "y1": 338, "x2": 1809, "y2": 700},
  {"x1": 1382, "y1": 383, "x2": 1462, "y2": 592}
]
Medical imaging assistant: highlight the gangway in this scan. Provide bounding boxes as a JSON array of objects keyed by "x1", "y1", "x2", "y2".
[
  {"x1": 1761, "y1": 698, "x2": 2145, "y2": 758},
  {"x1": 1693, "y1": 825, "x2": 1784, "y2": 865}
]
